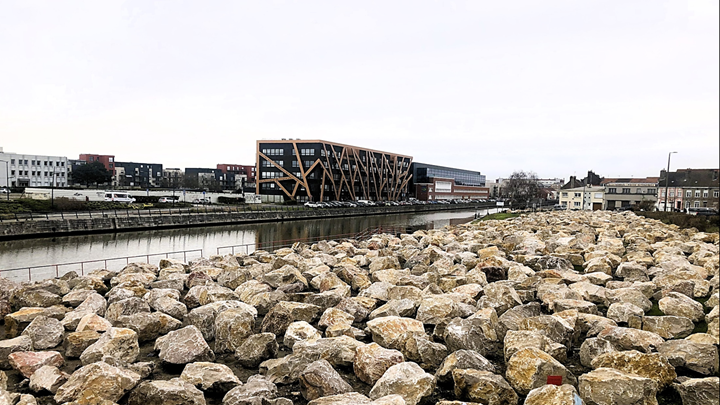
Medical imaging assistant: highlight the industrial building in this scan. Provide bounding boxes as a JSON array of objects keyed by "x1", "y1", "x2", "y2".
[{"x1": 409, "y1": 162, "x2": 489, "y2": 201}]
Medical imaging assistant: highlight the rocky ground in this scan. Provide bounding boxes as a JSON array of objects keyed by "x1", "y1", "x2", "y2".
[{"x1": 0, "y1": 210, "x2": 718, "y2": 405}]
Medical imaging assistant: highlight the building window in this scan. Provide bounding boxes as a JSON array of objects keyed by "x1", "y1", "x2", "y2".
[
  {"x1": 291, "y1": 161, "x2": 299, "y2": 168},
  {"x1": 694, "y1": 201, "x2": 700, "y2": 207},
  {"x1": 669, "y1": 191, "x2": 674, "y2": 197},
  {"x1": 695, "y1": 190, "x2": 700, "y2": 197},
  {"x1": 300, "y1": 149, "x2": 314, "y2": 156},
  {"x1": 636, "y1": 188, "x2": 642, "y2": 194},
  {"x1": 714, "y1": 191, "x2": 719, "y2": 198},
  {"x1": 686, "y1": 190, "x2": 692, "y2": 197},
  {"x1": 574, "y1": 202, "x2": 581, "y2": 207},
  {"x1": 622, "y1": 188, "x2": 631, "y2": 194},
  {"x1": 262, "y1": 149, "x2": 284, "y2": 156},
  {"x1": 703, "y1": 190, "x2": 708, "y2": 198},
  {"x1": 647, "y1": 189, "x2": 656, "y2": 195},
  {"x1": 574, "y1": 193, "x2": 581, "y2": 198},
  {"x1": 304, "y1": 160, "x2": 313, "y2": 167},
  {"x1": 10, "y1": 159, "x2": 14, "y2": 164},
  {"x1": 561, "y1": 192, "x2": 568, "y2": 197}
]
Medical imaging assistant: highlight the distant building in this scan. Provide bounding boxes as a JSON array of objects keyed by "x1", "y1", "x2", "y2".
[
  {"x1": 0, "y1": 148, "x2": 69, "y2": 188},
  {"x1": 162, "y1": 168, "x2": 184, "y2": 189},
  {"x1": 559, "y1": 186, "x2": 605, "y2": 210},
  {"x1": 185, "y1": 168, "x2": 237, "y2": 191},
  {"x1": 602, "y1": 177, "x2": 659, "y2": 210},
  {"x1": 410, "y1": 162, "x2": 488, "y2": 201},
  {"x1": 256, "y1": 139, "x2": 412, "y2": 202},
  {"x1": 561, "y1": 170, "x2": 603, "y2": 189},
  {"x1": 78, "y1": 154, "x2": 116, "y2": 175},
  {"x1": 113, "y1": 161, "x2": 163, "y2": 188},
  {"x1": 658, "y1": 168, "x2": 719, "y2": 211}
]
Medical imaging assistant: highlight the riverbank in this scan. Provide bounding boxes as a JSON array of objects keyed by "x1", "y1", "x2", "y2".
[{"x1": 0, "y1": 203, "x2": 495, "y2": 241}]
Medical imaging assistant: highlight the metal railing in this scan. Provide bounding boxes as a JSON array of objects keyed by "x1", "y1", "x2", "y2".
[
  {"x1": 215, "y1": 225, "x2": 410, "y2": 256},
  {"x1": 0, "y1": 248, "x2": 203, "y2": 282}
]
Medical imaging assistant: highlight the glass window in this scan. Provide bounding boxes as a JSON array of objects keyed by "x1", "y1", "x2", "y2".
[
  {"x1": 695, "y1": 190, "x2": 700, "y2": 197},
  {"x1": 622, "y1": 188, "x2": 631, "y2": 194},
  {"x1": 561, "y1": 192, "x2": 568, "y2": 197},
  {"x1": 574, "y1": 193, "x2": 581, "y2": 197},
  {"x1": 686, "y1": 190, "x2": 692, "y2": 197},
  {"x1": 714, "y1": 191, "x2": 719, "y2": 198},
  {"x1": 608, "y1": 188, "x2": 616, "y2": 193},
  {"x1": 703, "y1": 190, "x2": 708, "y2": 197}
]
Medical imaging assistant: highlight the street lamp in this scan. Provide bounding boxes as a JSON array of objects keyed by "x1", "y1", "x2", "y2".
[{"x1": 664, "y1": 152, "x2": 677, "y2": 212}]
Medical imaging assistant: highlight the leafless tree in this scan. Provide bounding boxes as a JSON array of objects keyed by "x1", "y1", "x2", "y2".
[{"x1": 505, "y1": 171, "x2": 541, "y2": 208}]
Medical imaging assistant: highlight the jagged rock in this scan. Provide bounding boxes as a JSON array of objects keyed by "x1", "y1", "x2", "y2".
[
  {"x1": 114, "y1": 312, "x2": 182, "y2": 342},
  {"x1": 505, "y1": 347, "x2": 576, "y2": 396},
  {"x1": 604, "y1": 288, "x2": 652, "y2": 312},
  {"x1": 62, "y1": 290, "x2": 98, "y2": 307},
  {"x1": 443, "y1": 316, "x2": 499, "y2": 357},
  {"x1": 368, "y1": 362, "x2": 435, "y2": 405},
  {"x1": 78, "y1": 327, "x2": 138, "y2": 366},
  {"x1": 504, "y1": 330, "x2": 566, "y2": 363},
  {"x1": 5, "y1": 306, "x2": 69, "y2": 338},
  {"x1": 434, "y1": 349, "x2": 496, "y2": 385},
  {"x1": 75, "y1": 313, "x2": 112, "y2": 333},
  {"x1": 8, "y1": 351, "x2": 63, "y2": 378},
  {"x1": 590, "y1": 350, "x2": 676, "y2": 388},
  {"x1": 477, "y1": 283, "x2": 523, "y2": 315},
  {"x1": 641, "y1": 316, "x2": 695, "y2": 339},
  {"x1": 180, "y1": 362, "x2": 240, "y2": 393},
  {"x1": 335, "y1": 297, "x2": 374, "y2": 322},
  {"x1": 354, "y1": 343, "x2": 405, "y2": 385},
  {"x1": 659, "y1": 292, "x2": 705, "y2": 322},
  {"x1": 305, "y1": 392, "x2": 371, "y2": 405},
  {"x1": 215, "y1": 307, "x2": 257, "y2": 354},
  {"x1": 496, "y1": 302, "x2": 543, "y2": 339},
  {"x1": 155, "y1": 325, "x2": 215, "y2": 365},
  {"x1": 369, "y1": 299, "x2": 417, "y2": 320},
  {"x1": 105, "y1": 297, "x2": 151, "y2": 322},
  {"x1": 284, "y1": 321, "x2": 321, "y2": 349},
  {"x1": 261, "y1": 301, "x2": 321, "y2": 335},
  {"x1": 185, "y1": 300, "x2": 256, "y2": 341},
  {"x1": 578, "y1": 367, "x2": 658, "y2": 405},
  {"x1": 606, "y1": 302, "x2": 644, "y2": 324},
  {"x1": 525, "y1": 384, "x2": 582, "y2": 405},
  {"x1": 452, "y1": 369, "x2": 518, "y2": 405},
  {"x1": 597, "y1": 326, "x2": 665, "y2": 353},
  {"x1": 366, "y1": 316, "x2": 425, "y2": 351},
  {"x1": 11, "y1": 287, "x2": 62, "y2": 309},
  {"x1": 673, "y1": 377, "x2": 719, "y2": 405},
  {"x1": 398, "y1": 332, "x2": 447, "y2": 370},
  {"x1": 28, "y1": 365, "x2": 68, "y2": 394},
  {"x1": 149, "y1": 296, "x2": 187, "y2": 320},
  {"x1": 579, "y1": 337, "x2": 617, "y2": 368},
  {"x1": 0, "y1": 336, "x2": 33, "y2": 369},
  {"x1": 235, "y1": 333, "x2": 278, "y2": 368},
  {"x1": 318, "y1": 307, "x2": 355, "y2": 329},
  {"x1": 657, "y1": 340, "x2": 719, "y2": 375},
  {"x1": 222, "y1": 374, "x2": 278, "y2": 405},
  {"x1": 299, "y1": 359, "x2": 353, "y2": 401},
  {"x1": 127, "y1": 378, "x2": 206, "y2": 405},
  {"x1": 54, "y1": 361, "x2": 141, "y2": 404},
  {"x1": 64, "y1": 330, "x2": 102, "y2": 358},
  {"x1": 184, "y1": 285, "x2": 239, "y2": 309}
]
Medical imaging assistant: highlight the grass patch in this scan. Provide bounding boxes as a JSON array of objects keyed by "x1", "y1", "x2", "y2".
[
  {"x1": 477, "y1": 212, "x2": 522, "y2": 222},
  {"x1": 635, "y1": 211, "x2": 719, "y2": 233}
]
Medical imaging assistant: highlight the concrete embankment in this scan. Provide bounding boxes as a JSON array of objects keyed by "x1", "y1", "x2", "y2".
[{"x1": 0, "y1": 204, "x2": 493, "y2": 240}]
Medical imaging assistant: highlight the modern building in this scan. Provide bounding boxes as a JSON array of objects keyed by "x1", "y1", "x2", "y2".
[
  {"x1": 409, "y1": 162, "x2": 488, "y2": 201},
  {"x1": 78, "y1": 154, "x2": 116, "y2": 175},
  {"x1": 113, "y1": 161, "x2": 163, "y2": 188},
  {"x1": 162, "y1": 168, "x2": 184, "y2": 189},
  {"x1": 185, "y1": 168, "x2": 238, "y2": 191},
  {"x1": 559, "y1": 186, "x2": 605, "y2": 210},
  {"x1": 658, "y1": 168, "x2": 719, "y2": 211},
  {"x1": 217, "y1": 164, "x2": 255, "y2": 184},
  {"x1": 0, "y1": 148, "x2": 69, "y2": 188},
  {"x1": 256, "y1": 139, "x2": 413, "y2": 203},
  {"x1": 601, "y1": 177, "x2": 659, "y2": 210}
]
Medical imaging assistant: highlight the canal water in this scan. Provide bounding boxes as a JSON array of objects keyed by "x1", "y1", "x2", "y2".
[{"x1": 0, "y1": 208, "x2": 498, "y2": 282}]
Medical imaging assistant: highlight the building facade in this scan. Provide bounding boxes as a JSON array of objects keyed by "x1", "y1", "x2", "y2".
[
  {"x1": 185, "y1": 168, "x2": 238, "y2": 191},
  {"x1": 113, "y1": 162, "x2": 163, "y2": 188},
  {"x1": 559, "y1": 186, "x2": 605, "y2": 210},
  {"x1": 0, "y1": 148, "x2": 69, "y2": 188},
  {"x1": 162, "y1": 168, "x2": 184, "y2": 189},
  {"x1": 256, "y1": 140, "x2": 413, "y2": 202},
  {"x1": 410, "y1": 162, "x2": 488, "y2": 201},
  {"x1": 602, "y1": 177, "x2": 659, "y2": 210},
  {"x1": 79, "y1": 154, "x2": 116, "y2": 175},
  {"x1": 658, "y1": 169, "x2": 719, "y2": 211}
]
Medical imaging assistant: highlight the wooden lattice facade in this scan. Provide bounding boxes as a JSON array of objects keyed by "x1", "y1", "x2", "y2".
[{"x1": 256, "y1": 140, "x2": 413, "y2": 202}]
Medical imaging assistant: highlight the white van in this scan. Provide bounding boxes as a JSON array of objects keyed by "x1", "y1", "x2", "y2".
[{"x1": 104, "y1": 191, "x2": 136, "y2": 203}]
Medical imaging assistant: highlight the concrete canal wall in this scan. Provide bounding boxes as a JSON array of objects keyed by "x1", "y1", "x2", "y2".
[{"x1": 0, "y1": 203, "x2": 496, "y2": 240}]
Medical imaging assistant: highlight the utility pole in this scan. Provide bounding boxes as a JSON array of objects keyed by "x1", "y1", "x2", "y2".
[{"x1": 664, "y1": 152, "x2": 677, "y2": 212}]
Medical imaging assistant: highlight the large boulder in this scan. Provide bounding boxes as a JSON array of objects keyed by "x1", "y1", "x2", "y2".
[
  {"x1": 155, "y1": 325, "x2": 215, "y2": 365},
  {"x1": 299, "y1": 359, "x2": 353, "y2": 401},
  {"x1": 434, "y1": 349, "x2": 496, "y2": 385},
  {"x1": 8, "y1": 351, "x2": 64, "y2": 378},
  {"x1": 28, "y1": 365, "x2": 68, "y2": 394},
  {"x1": 354, "y1": 343, "x2": 405, "y2": 385},
  {"x1": 597, "y1": 327, "x2": 665, "y2": 353},
  {"x1": 657, "y1": 340, "x2": 719, "y2": 375},
  {"x1": 578, "y1": 367, "x2": 658, "y2": 405},
  {"x1": 659, "y1": 292, "x2": 705, "y2": 322},
  {"x1": 54, "y1": 361, "x2": 141, "y2": 404},
  {"x1": 452, "y1": 369, "x2": 518, "y2": 405},
  {"x1": 505, "y1": 347, "x2": 576, "y2": 396},
  {"x1": 214, "y1": 307, "x2": 257, "y2": 354},
  {"x1": 366, "y1": 316, "x2": 425, "y2": 351},
  {"x1": 641, "y1": 316, "x2": 694, "y2": 339},
  {"x1": 235, "y1": 333, "x2": 279, "y2": 368},
  {"x1": 127, "y1": 378, "x2": 206, "y2": 405},
  {"x1": 525, "y1": 384, "x2": 582, "y2": 405},
  {"x1": 114, "y1": 312, "x2": 182, "y2": 342},
  {"x1": 368, "y1": 362, "x2": 435, "y2": 405},
  {"x1": 443, "y1": 316, "x2": 499, "y2": 357},
  {"x1": 0, "y1": 336, "x2": 33, "y2": 369},
  {"x1": 80, "y1": 327, "x2": 140, "y2": 366},
  {"x1": 673, "y1": 377, "x2": 719, "y2": 405},
  {"x1": 260, "y1": 301, "x2": 322, "y2": 336},
  {"x1": 180, "y1": 362, "x2": 241, "y2": 394},
  {"x1": 590, "y1": 350, "x2": 676, "y2": 388}
]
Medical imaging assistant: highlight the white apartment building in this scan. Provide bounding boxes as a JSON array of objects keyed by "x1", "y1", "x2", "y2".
[
  {"x1": 559, "y1": 186, "x2": 605, "y2": 210},
  {"x1": 0, "y1": 148, "x2": 69, "y2": 188}
]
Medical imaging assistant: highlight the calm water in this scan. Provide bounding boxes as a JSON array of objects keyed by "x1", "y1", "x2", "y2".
[{"x1": 0, "y1": 208, "x2": 497, "y2": 281}]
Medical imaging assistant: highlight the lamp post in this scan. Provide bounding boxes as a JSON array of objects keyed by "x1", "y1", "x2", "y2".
[{"x1": 664, "y1": 152, "x2": 677, "y2": 212}]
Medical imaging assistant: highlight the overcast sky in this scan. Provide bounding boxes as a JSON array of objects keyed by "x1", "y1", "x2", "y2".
[{"x1": 1, "y1": 0, "x2": 717, "y2": 182}]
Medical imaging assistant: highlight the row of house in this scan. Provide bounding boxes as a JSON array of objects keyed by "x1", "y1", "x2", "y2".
[{"x1": 558, "y1": 169, "x2": 719, "y2": 211}]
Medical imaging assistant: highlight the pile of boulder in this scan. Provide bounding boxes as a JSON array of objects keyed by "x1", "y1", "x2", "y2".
[{"x1": 0, "y1": 210, "x2": 718, "y2": 405}]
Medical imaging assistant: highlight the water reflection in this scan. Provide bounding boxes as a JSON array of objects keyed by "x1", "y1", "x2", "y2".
[{"x1": 0, "y1": 208, "x2": 495, "y2": 281}]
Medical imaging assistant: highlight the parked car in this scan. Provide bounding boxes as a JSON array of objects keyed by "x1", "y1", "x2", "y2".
[
  {"x1": 687, "y1": 207, "x2": 718, "y2": 216},
  {"x1": 304, "y1": 201, "x2": 321, "y2": 208},
  {"x1": 192, "y1": 198, "x2": 211, "y2": 204},
  {"x1": 158, "y1": 197, "x2": 177, "y2": 203}
]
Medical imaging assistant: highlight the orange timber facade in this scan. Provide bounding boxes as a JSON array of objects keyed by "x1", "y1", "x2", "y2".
[{"x1": 256, "y1": 140, "x2": 413, "y2": 202}]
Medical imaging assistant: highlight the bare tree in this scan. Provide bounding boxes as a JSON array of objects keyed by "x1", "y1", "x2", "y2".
[{"x1": 505, "y1": 171, "x2": 541, "y2": 208}]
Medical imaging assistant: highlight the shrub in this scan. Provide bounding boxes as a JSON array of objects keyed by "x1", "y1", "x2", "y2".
[{"x1": 218, "y1": 196, "x2": 245, "y2": 205}]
